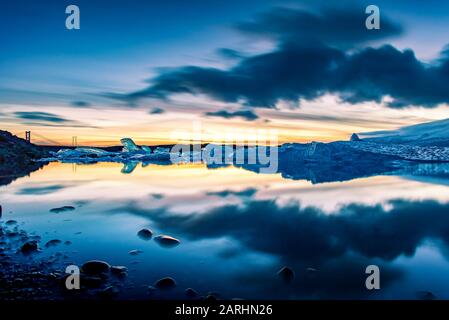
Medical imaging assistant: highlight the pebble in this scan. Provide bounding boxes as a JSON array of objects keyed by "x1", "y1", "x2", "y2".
[
  {"x1": 128, "y1": 249, "x2": 142, "y2": 255},
  {"x1": 20, "y1": 241, "x2": 39, "y2": 254},
  {"x1": 45, "y1": 239, "x2": 62, "y2": 247},
  {"x1": 154, "y1": 235, "x2": 180, "y2": 248},
  {"x1": 137, "y1": 228, "x2": 153, "y2": 240},
  {"x1": 154, "y1": 277, "x2": 176, "y2": 289},
  {"x1": 81, "y1": 260, "x2": 111, "y2": 275}
]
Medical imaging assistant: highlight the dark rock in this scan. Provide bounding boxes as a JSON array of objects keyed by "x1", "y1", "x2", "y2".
[
  {"x1": 0, "y1": 131, "x2": 49, "y2": 187},
  {"x1": 5, "y1": 220, "x2": 17, "y2": 225},
  {"x1": 45, "y1": 239, "x2": 62, "y2": 247},
  {"x1": 154, "y1": 235, "x2": 180, "y2": 248},
  {"x1": 128, "y1": 249, "x2": 142, "y2": 255},
  {"x1": 137, "y1": 228, "x2": 153, "y2": 240},
  {"x1": 154, "y1": 277, "x2": 176, "y2": 289},
  {"x1": 277, "y1": 266, "x2": 295, "y2": 283},
  {"x1": 20, "y1": 240, "x2": 39, "y2": 254},
  {"x1": 81, "y1": 260, "x2": 111, "y2": 275},
  {"x1": 350, "y1": 133, "x2": 361, "y2": 142},
  {"x1": 82, "y1": 276, "x2": 104, "y2": 288},
  {"x1": 204, "y1": 294, "x2": 217, "y2": 301},
  {"x1": 111, "y1": 266, "x2": 128, "y2": 278},
  {"x1": 64, "y1": 240, "x2": 72, "y2": 245},
  {"x1": 50, "y1": 206, "x2": 75, "y2": 213},
  {"x1": 185, "y1": 288, "x2": 198, "y2": 298}
]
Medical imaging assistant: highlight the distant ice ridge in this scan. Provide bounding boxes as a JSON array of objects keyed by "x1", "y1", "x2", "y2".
[
  {"x1": 359, "y1": 118, "x2": 449, "y2": 146},
  {"x1": 341, "y1": 141, "x2": 449, "y2": 162}
]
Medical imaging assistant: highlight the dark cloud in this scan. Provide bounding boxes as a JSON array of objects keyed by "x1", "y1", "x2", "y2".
[
  {"x1": 205, "y1": 109, "x2": 259, "y2": 121},
  {"x1": 125, "y1": 43, "x2": 449, "y2": 109},
  {"x1": 14, "y1": 111, "x2": 70, "y2": 123},
  {"x1": 114, "y1": 6, "x2": 449, "y2": 109},
  {"x1": 236, "y1": 6, "x2": 403, "y2": 47},
  {"x1": 335, "y1": 45, "x2": 449, "y2": 108},
  {"x1": 149, "y1": 107, "x2": 165, "y2": 114},
  {"x1": 71, "y1": 101, "x2": 91, "y2": 107},
  {"x1": 13, "y1": 111, "x2": 97, "y2": 128}
]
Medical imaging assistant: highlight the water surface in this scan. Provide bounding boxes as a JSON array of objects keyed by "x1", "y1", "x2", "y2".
[{"x1": 1, "y1": 162, "x2": 449, "y2": 299}]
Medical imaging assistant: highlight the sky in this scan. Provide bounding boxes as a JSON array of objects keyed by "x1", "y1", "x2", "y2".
[{"x1": 1, "y1": 0, "x2": 449, "y2": 146}]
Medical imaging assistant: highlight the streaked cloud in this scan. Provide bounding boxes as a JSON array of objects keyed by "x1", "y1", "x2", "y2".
[{"x1": 205, "y1": 109, "x2": 259, "y2": 121}]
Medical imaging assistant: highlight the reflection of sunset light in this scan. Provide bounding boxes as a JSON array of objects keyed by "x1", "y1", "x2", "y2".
[{"x1": 4, "y1": 162, "x2": 449, "y2": 216}]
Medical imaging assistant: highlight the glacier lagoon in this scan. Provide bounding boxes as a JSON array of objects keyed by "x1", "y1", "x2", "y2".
[{"x1": 2, "y1": 159, "x2": 449, "y2": 300}]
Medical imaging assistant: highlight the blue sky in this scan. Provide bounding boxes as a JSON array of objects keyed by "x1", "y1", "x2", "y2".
[{"x1": 1, "y1": 0, "x2": 449, "y2": 145}]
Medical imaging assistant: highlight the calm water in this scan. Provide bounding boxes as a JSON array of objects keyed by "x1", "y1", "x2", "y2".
[{"x1": 2, "y1": 161, "x2": 449, "y2": 299}]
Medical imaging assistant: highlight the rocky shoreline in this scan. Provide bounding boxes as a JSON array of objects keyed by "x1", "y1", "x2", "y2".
[{"x1": 0, "y1": 131, "x2": 49, "y2": 186}]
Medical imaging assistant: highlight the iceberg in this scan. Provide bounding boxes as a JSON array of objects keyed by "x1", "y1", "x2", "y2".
[{"x1": 121, "y1": 138, "x2": 143, "y2": 153}]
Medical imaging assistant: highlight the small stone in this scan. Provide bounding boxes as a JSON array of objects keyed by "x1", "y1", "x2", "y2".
[
  {"x1": 81, "y1": 260, "x2": 111, "y2": 275},
  {"x1": 277, "y1": 266, "x2": 295, "y2": 283},
  {"x1": 111, "y1": 266, "x2": 128, "y2": 278},
  {"x1": 45, "y1": 239, "x2": 62, "y2": 247},
  {"x1": 154, "y1": 235, "x2": 180, "y2": 248},
  {"x1": 137, "y1": 228, "x2": 153, "y2": 240},
  {"x1": 5, "y1": 220, "x2": 17, "y2": 225},
  {"x1": 20, "y1": 240, "x2": 39, "y2": 254},
  {"x1": 154, "y1": 277, "x2": 176, "y2": 289},
  {"x1": 82, "y1": 276, "x2": 104, "y2": 288},
  {"x1": 128, "y1": 249, "x2": 142, "y2": 256}
]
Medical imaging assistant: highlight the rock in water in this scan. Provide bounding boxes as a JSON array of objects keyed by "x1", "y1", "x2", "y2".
[
  {"x1": 277, "y1": 266, "x2": 295, "y2": 283},
  {"x1": 81, "y1": 260, "x2": 111, "y2": 275},
  {"x1": 350, "y1": 133, "x2": 361, "y2": 142},
  {"x1": 137, "y1": 228, "x2": 153, "y2": 240},
  {"x1": 21, "y1": 240, "x2": 39, "y2": 254},
  {"x1": 111, "y1": 266, "x2": 128, "y2": 277},
  {"x1": 154, "y1": 277, "x2": 176, "y2": 289},
  {"x1": 45, "y1": 239, "x2": 62, "y2": 247},
  {"x1": 154, "y1": 235, "x2": 180, "y2": 247},
  {"x1": 128, "y1": 249, "x2": 142, "y2": 255}
]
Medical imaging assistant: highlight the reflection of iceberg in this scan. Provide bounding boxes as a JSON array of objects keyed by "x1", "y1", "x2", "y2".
[{"x1": 121, "y1": 161, "x2": 139, "y2": 174}]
